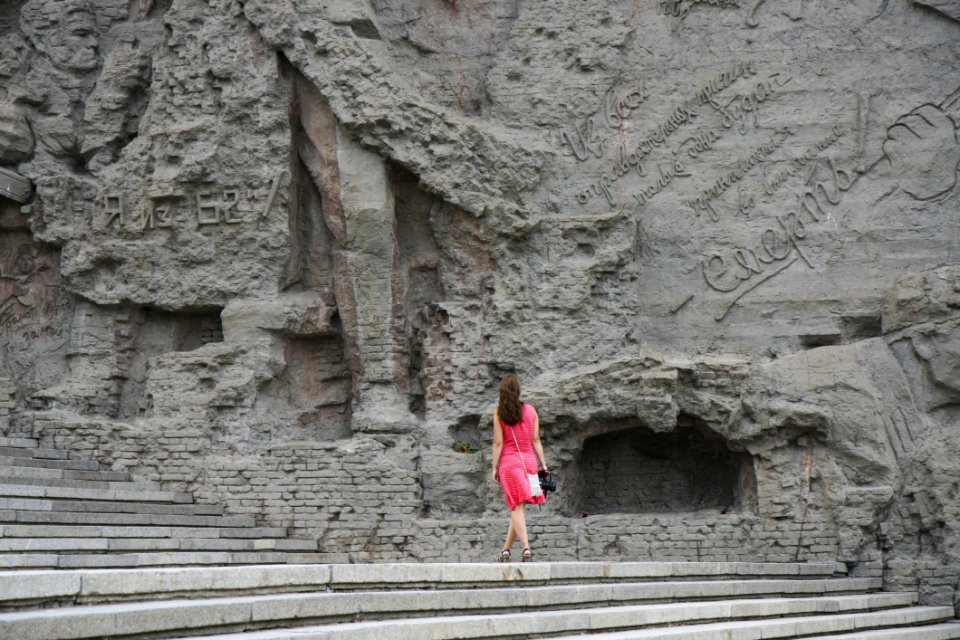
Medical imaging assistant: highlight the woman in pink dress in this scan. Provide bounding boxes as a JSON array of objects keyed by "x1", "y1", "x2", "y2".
[{"x1": 491, "y1": 373, "x2": 548, "y2": 562}]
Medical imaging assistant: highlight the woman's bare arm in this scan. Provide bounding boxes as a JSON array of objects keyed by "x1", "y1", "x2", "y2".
[
  {"x1": 492, "y1": 410, "x2": 504, "y2": 482},
  {"x1": 531, "y1": 408, "x2": 548, "y2": 471}
]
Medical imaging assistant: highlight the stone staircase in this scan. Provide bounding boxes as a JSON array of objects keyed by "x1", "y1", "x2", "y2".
[
  {"x1": 0, "y1": 562, "x2": 959, "y2": 639},
  {"x1": 1, "y1": 436, "x2": 959, "y2": 639},
  {"x1": 0, "y1": 436, "x2": 325, "y2": 569}
]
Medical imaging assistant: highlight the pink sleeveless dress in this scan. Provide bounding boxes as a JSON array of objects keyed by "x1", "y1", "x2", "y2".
[{"x1": 498, "y1": 403, "x2": 546, "y2": 510}]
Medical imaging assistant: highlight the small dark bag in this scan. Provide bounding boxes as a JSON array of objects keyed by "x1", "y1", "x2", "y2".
[{"x1": 538, "y1": 470, "x2": 557, "y2": 494}]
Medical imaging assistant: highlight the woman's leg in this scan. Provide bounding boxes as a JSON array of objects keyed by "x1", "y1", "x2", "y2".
[
  {"x1": 510, "y1": 504, "x2": 530, "y2": 550},
  {"x1": 502, "y1": 518, "x2": 516, "y2": 551}
]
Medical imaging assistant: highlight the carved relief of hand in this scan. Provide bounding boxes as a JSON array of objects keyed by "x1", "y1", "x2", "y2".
[{"x1": 882, "y1": 103, "x2": 960, "y2": 200}]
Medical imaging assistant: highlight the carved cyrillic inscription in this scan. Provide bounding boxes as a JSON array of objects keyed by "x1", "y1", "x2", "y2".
[
  {"x1": 142, "y1": 199, "x2": 177, "y2": 231},
  {"x1": 760, "y1": 126, "x2": 845, "y2": 197},
  {"x1": 557, "y1": 79, "x2": 649, "y2": 162},
  {"x1": 197, "y1": 190, "x2": 243, "y2": 226},
  {"x1": 102, "y1": 194, "x2": 124, "y2": 230},
  {"x1": 96, "y1": 174, "x2": 284, "y2": 232},
  {"x1": 631, "y1": 158, "x2": 692, "y2": 207},
  {"x1": 576, "y1": 103, "x2": 696, "y2": 207},
  {"x1": 702, "y1": 73, "x2": 791, "y2": 134},
  {"x1": 694, "y1": 62, "x2": 758, "y2": 109},
  {"x1": 703, "y1": 148, "x2": 857, "y2": 320},
  {"x1": 684, "y1": 126, "x2": 795, "y2": 221},
  {"x1": 698, "y1": 82, "x2": 960, "y2": 320},
  {"x1": 262, "y1": 174, "x2": 283, "y2": 218},
  {"x1": 568, "y1": 63, "x2": 794, "y2": 212}
]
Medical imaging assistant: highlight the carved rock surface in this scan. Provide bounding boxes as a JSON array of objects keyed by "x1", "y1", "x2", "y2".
[
  {"x1": 0, "y1": 104, "x2": 33, "y2": 164},
  {"x1": 0, "y1": 0, "x2": 958, "y2": 605}
]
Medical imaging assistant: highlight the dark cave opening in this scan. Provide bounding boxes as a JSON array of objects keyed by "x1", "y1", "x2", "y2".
[{"x1": 558, "y1": 415, "x2": 755, "y2": 517}]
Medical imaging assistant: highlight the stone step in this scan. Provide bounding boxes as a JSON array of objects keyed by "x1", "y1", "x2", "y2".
[
  {"x1": 0, "y1": 464, "x2": 133, "y2": 483},
  {"x1": 0, "y1": 446, "x2": 68, "y2": 460},
  {"x1": 0, "y1": 536, "x2": 318, "y2": 553},
  {"x1": 0, "y1": 588, "x2": 921, "y2": 640},
  {"x1": 0, "y1": 560, "x2": 848, "y2": 593},
  {"x1": 0, "y1": 551, "x2": 330, "y2": 570},
  {"x1": 0, "y1": 482, "x2": 193, "y2": 504},
  {"x1": 1, "y1": 561, "x2": 953, "y2": 640},
  {"x1": 544, "y1": 613, "x2": 960, "y2": 640},
  {"x1": 0, "y1": 437, "x2": 38, "y2": 449},
  {"x1": 0, "y1": 474, "x2": 158, "y2": 491},
  {"x1": 0, "y1": 564, "x2": 329, "y2": 605},
  {"x1": 50, "y1": 598, "x2": 949, "y2": 640},
  {"x1": 0, "y1": 441, "x2": 329, "y2": 575},
  {"x1": 0, "y1": 523, "x2": 286, "y2": 539},
  {"x1": 0, "y1": 507, "x2": 255, "y2": 528},
  {"x1": 169, "y1": 602, "x2": 952, "y2": 640},
  {"x1": 803, "y1": 623, "x2": 960, "y2": 639},
  {"x1": 301, "y1": 560, "x2": 846, "y2": 591},
  {"x1": 0, "y1": 455, "x2": 100, "y2": 472},
  {"x1": 0, "y1": 564, "x2": 881, "y2": 607},
  {"x1": 0, "y1": 496, "x2": 224, "y2": 516}
]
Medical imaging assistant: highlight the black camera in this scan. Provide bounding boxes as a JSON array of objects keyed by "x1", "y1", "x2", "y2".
[{"x1": 538, "y1": 470, "x2": 557, "y2": 493}]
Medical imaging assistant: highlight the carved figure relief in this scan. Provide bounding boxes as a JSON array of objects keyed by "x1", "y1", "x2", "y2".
[{"x1": 0, "y1": 204, "x2": 72, "y2": 391}]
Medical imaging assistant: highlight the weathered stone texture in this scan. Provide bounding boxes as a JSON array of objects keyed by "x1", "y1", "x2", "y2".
[{"x1": 0, "y1": 0, "x2": 958, "y2": 607}]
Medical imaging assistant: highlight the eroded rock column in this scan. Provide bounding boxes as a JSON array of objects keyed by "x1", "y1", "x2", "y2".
[
  {"x1": 289, "y1": 64, "x2": 414, "y2": 432},
  {"x1": 335, "y1": 132, "x2": 414, "y2": 430}
]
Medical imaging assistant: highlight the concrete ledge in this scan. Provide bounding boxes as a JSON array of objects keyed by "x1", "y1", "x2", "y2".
[
  {"x1": 0, "y1": 565, "x2": 333, "y2": 604},
  {"x1": 0, "y1": 552, "x2": 327, "y2": 570},
  {"x1": 6, "y1": 509, "x2": 254, "y2": 528},
  {"x1": 54, "y1": 551, "x2": 312, "y2": 569},
  {"x1": 0, "y1": 539, "x2": 111, "y2": 552},
  {"x1": 0, "y1": 474, "x2": 153, "y2": 490},
  {"x1": 0, "y1": 524, "x2": 285, "y2": 539},
  {"x1": 0, "y1": 563, "x2": 865, "y2": 605},
  {"x1": 803, "y1": 622, "x2": 960, "y2": 639},
  {"x1": 0, "y1": 465, "x2": 132, "y2": 483},
  {"x1": 0, "y1": 437, "x2": 38, "y2": 448},
  {"x1": 0, "y1": 483, "x2": 192, "y2": 504},
  {"x1": 48, "y1": 499, "x2": 224, "y2": 516},
  {"x1": 0, "y1": 537, "x2": 317, "y2": 553},
  {"x1": 326, "y1": 561, "x2": 844, "y2": 588},
  {"x1": 0, "y1": 446, "x2": 68, "y2": 460},
  {"x1": 543, "y1": 611, "x2": 960, "y2": 640},
  {"x1": 0, "y1": 553, "x2": 59, "y2": 568},
  {"x1": 0, "y1": 456, "x2": 100, "y2": 471},
  {"x1": 0, "y1": 590, "x2": 922, "y2": 640},
  {"x1": 88, "y1": 603, "x2": 953, "y2": 640}
]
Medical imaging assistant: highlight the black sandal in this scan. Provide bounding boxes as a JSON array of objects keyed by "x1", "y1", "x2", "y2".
[
  {"x1": 498, "y1": 549, "x2": 511, "y2": 563},
  {"x1": 521, "y1": 547, "x2": 532, "y2": 562}
]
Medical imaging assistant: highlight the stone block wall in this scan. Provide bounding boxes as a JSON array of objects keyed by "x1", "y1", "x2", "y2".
[
  {"x1": 0, "y1": 379, "x2": 14, "y2": 432},
  {"x1": 10, "y1": 399, "x2": 841, "y2": 567}
]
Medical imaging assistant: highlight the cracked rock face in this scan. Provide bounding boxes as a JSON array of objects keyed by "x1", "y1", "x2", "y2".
[{"x1": 0, "y1": 0, "x2": 958, "y2": 598}]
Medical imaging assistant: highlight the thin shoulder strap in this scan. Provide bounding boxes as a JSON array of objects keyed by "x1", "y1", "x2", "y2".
[
  {"x1": 509, "y1": 425, "x2": 528, "y2": 468},
  {"x1": 507, "y1": 405, "x2": 529, "y2": 467}
]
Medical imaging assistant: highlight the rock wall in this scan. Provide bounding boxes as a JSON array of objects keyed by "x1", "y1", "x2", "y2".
[{"x1": 0, "y1": 0, "x2": 958, "y2": 606}]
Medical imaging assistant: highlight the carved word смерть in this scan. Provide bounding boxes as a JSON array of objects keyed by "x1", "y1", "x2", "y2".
[{"x1": 702, "y1": 147, "x2": 855, "y2": 320}]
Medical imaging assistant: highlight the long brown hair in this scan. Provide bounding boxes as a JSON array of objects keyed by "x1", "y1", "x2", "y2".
[{"x1": 497, "y1": 373, "x2": 522, "y2": 425}]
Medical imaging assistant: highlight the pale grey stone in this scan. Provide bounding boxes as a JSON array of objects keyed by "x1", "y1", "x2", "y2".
[
  {"x1": 0, "y1": 107, "x2": 33, "y2": 165},
  {"x1": 0, "y1": 0, "x2": 958, "y2": 609}
]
